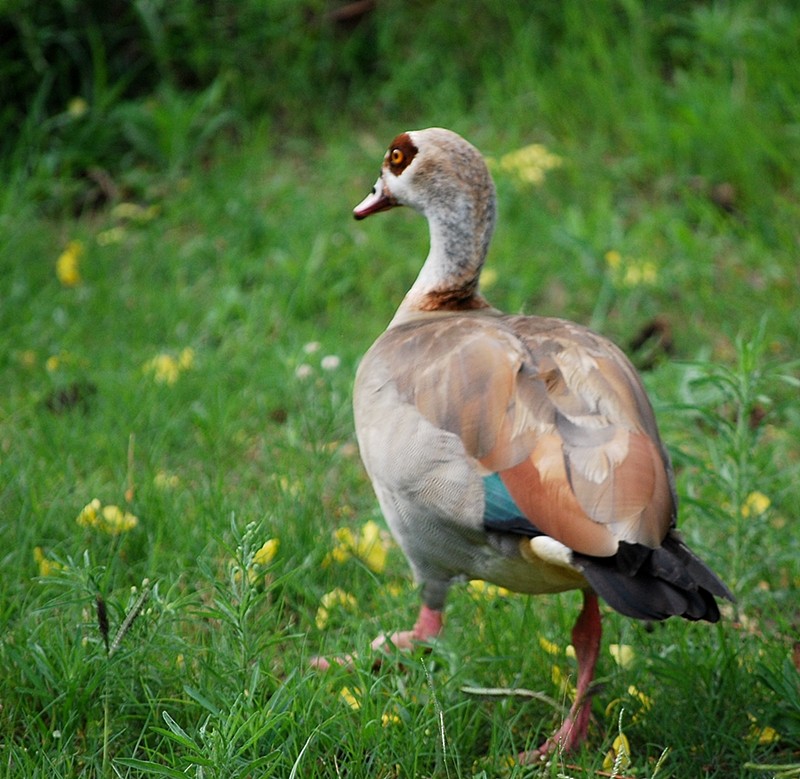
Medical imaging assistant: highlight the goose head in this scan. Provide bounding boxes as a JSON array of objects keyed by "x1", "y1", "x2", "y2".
[{"x1": 354, "y1": 128, "x2": 498, "y2": 319}]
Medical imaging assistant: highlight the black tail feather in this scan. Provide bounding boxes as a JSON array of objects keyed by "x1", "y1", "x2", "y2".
[{"x1": 572, "y1": 532, "x2": 734, "y2": 623}]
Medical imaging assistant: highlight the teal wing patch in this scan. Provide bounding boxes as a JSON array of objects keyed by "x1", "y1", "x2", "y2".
[{"x1": 482, "y1": 473, "x2": 542, "y2": 538}]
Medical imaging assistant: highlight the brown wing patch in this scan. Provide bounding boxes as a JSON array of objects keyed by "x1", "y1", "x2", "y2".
[
  {"x1": 498, "y1": 442, "x2": 619, "y2": 557},
  {"x1": 565, "y1": 430, "x2": 672, "y2": 546}
]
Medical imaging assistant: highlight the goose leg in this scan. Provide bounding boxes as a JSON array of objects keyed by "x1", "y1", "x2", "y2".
[
  {"x1": 370, "y1": 604, "x2": 444, "y2": 651},
  {"x1": 519, "y1": 590, "x2": 602, "y2": 764}
]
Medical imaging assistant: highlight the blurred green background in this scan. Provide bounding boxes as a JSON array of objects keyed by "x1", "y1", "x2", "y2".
[
  {"x1": 4, "y1": 0, "x2": 798, "y2": 216},
  {"x1": 1, "y1": 2, "x2": 798, "y2": 777}
]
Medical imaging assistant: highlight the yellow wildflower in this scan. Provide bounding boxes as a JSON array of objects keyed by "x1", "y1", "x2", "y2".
[
  {"x1": 111, "y1": 202, "x2": 143, "y2": 220},
  {"x1": 327, "y1": 520, "x2": 389, "y2": 574},
  {"x1": 495, "y1": 144, "x2": 563, "y2": 186},
  {"x1": 605, "y1": 684, "x2": 653, "y2": 724},
  {"x1": 45, "y1": 351, "x2": 86, "y2": 373},
  {"x1": 628, "y1": 684, "x2": 653, "y2": 710},
  {"x1": 603, "y1": 732, "x2": 632, "y2": 771},
  {"x1": 386, "y1": 582, "x2": 406, "y2": 598},
  {"x1": 742, "y1": 491, "x2": 771, "y2": 517},
  {"x1": 381, "y1": 711, "x2": 402, "y2": 727},
  {"x1": 339, "y1": 686, "x2": 361, "y2": 710},
  {"x1": 747, "y1": 714, "x2": 781, "y2": 744},
  {"x1": 276, "y1": 476, "x2": 303, "y2": 498},
  {"x1": 56, "y1": 240, "x2": 84, "y2": 287},
  {"x1": 328, "y1": 534, "x2": 351, "y2": 565},
  {"x1": 551, "y1": 664, "x2": 576, "y2": 699},
  {"x1": 253, "y1": 538, "x2": 279, "y2": 566},
  {"x1": 609, "y1": 643, "x2": 635, "y2": 669},
  {"x1": 315, "y1": 588, "x2": 358, "y2": 629},
  {"x1": 153, "y1": 471, "x2": 180, "y2": 490},
  {"x1": 753, "y1": 724, "x2": 781, "y2": 745},
  {"x1": 97, "y1": 227, "x2": 126, "y2": 246},
  {"x1": 33, "y1": 547, "x2": 64, "y2": 577},
  {"x1": 76, "y1": 498, "x2": 101, "y2": 526},
  {"x1": 604, "y1": 249, "x2": 622, "y2": 271},
  {"x1": 144, "y1": 354, "x2": 179, "y2": 385},
  {"x1": 143, "y1": 349, "x2": 193, "y2": 385},
  {"x1": 538, "y1": 638, "x2": 576, "y2": 659},
  {"x1": 178, "y1": 347, "x2": 195, "y2": 370},
  {"x1": 604, "y1": 249, "x2": 658, "y2": 288},
  {"x1": 623, "y1": 260, "x2": 658, "y2": 286},
  {"x1": 468, "y1": 579, "x2": 509, "y2": 598},
  {"x1": 242, "y1": 538, "x2": 280, "y2": 585},
  {"x1": 76, "y1": 499, "x2": 138, "y2": 535},
  {"x1": 480, "y1": 267, "x2": 498, "y2": 290},
  {"x1": 539, "y1": 637, "x2": 561, "y2": 656},
  {"x1": 110, "y1": 202, "x2": 159, "y2": 223},
  {"x1": 101, "y1": 505, "x2": 138, "y2": 534},
  {"x1": 67, "y1": 97, "x2": 89, "y2": 118}
]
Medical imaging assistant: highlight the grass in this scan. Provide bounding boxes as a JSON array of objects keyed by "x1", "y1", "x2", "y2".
[{"x1": 2, "y1": 2, "x2": 799, "y2": 777}]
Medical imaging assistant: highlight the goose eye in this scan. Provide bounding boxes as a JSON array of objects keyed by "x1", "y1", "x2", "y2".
[{"x1": 390, "y1": 148, "x2": 404, "y2": 166}]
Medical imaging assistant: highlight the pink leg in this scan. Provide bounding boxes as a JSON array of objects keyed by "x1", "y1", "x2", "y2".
[
  {"x1": 519, "y1": 590, "x2": 602, "y2": 764},
  {"x1": 371, "y1": 604, "x2": 443, "y2": 651},
  {"x1": 310, "y1": 604, "x2": 443, "y2": 670}
]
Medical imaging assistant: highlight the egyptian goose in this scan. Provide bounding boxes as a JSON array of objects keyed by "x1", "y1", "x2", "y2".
[{"x1": 341, "y1": 128, "x2": 733, "y2": 761}]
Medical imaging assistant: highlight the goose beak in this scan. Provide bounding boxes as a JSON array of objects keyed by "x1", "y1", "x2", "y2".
[{"x1": 353, "y1": 178, "x2": 398, "y2": 220}]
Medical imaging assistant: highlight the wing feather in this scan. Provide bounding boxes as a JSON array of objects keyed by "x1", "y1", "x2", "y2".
[{"x1": 360, "y1": 313, "x2": 675, "y2": 556}]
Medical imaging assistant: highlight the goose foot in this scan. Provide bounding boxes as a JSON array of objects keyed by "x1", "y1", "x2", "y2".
[{"x1": 311, "y1": 604, "x2": 443, "y2": 670}]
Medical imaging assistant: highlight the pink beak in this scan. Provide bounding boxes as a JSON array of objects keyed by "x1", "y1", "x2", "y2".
[{"x1": 353, "y1": 178, "x2": 398, "y2": 220}]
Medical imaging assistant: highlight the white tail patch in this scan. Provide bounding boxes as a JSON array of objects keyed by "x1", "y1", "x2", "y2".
[{"x1": 528, "y1": 536, "x2": 577, "y2": 570}]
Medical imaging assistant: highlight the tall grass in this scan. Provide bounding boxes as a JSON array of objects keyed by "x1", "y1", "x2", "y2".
[{"x1": 1, "y1": 1, "x2": 798, "y2": 776}]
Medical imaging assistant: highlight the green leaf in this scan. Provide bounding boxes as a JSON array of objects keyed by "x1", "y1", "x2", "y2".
[{"x1": 113, "y1": 757, "x2": 189, "y2": 778}]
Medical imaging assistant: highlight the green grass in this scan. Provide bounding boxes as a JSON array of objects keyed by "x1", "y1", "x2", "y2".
[{"x1": 2, "y1": 2, "x2": 799, "y2": 777}]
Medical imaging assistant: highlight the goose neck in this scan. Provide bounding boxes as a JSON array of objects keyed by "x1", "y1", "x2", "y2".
[{"x1": 397, "y1": 193, "x2": 495, "y2": 317}]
